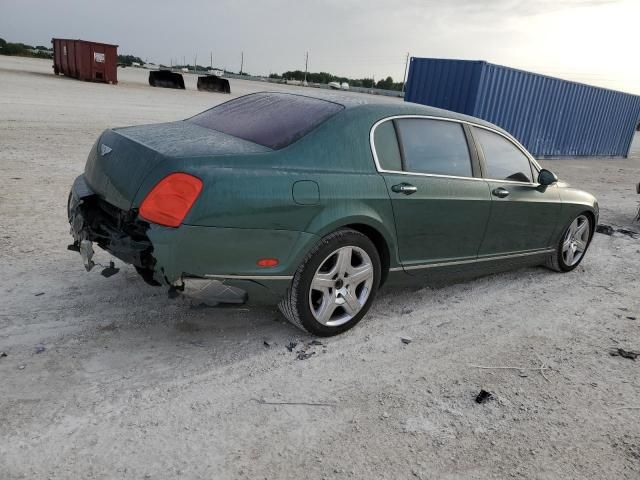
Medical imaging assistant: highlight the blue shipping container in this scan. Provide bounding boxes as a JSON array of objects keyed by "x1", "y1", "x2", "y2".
[{"x1": 404, "y1": 58, "x2": 640, "y2": 157}]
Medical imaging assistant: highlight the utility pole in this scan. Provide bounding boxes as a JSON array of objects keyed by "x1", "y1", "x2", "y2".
[
  {"x1": 194, "y1": 54, "x2": 197, "y2": 73},
  {"x1": 304, "y1": 51, "x2": 308, "y2": 84},
  {"x1": 210, "y1": 51, "x2": 213, "y2": 70},
  {"x1": 402, "y1": 52, "x2": 410, "y2": 93},
  {"x1": 240, "y1": 51, "x2": 244, "y2": 75}
]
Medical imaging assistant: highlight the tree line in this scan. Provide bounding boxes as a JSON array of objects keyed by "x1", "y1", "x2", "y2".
[
  {"x1": 270, "y1": 70, "x2": 404, "y2": 91},
  {"x1": 0, "y1": 38, "x2": 52, "y2": 58}
]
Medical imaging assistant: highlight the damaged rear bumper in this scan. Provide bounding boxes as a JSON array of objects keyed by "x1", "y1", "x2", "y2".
[
  {"x1": 68, "y1": 175, "x2": 158, "y2": 283},
  {"x1": 68, "y1": 175, "x2": 316, "y2": 304}
]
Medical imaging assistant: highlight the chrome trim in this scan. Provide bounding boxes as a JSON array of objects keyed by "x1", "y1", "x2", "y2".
[
  {"x1": 391, "y1": 249, "x2": 554, "y2": 272},
  {"x1": 369, "y1": 114, "x2": 543, "y2": 185},
  {"x1": 204, "y1": 274, "x2": 293, "y2": 281}
]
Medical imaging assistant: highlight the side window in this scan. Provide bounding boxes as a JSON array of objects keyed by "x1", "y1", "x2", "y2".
[
  {"x1": 474, "y1": 128, "x2": 533, "y2": 183},
  {"x1": 373, "y1": 121, "x2": 402, "y2": 171},
  {"x1": 395, "y1": 118, "x2": 472, "y2": 177}
]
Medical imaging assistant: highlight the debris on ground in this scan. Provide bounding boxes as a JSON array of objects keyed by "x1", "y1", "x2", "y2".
[
  {"x1": 35, "y1": 344, "x2": 45, "y2": 354},
  {"x1": 297, "y1": 351, "x2": 316, "y2": 361},
  {"x1": 616, "y1": 228, "x2": 639, "y2": 238},
  {"x1": 475, "y1": 389, "x2": 494, "y2": 404},
  {"x1": 255, "y1": 398, "x2": 335, "y2": 407},
  {"x1": 18, "y1": 365, "x2": 25, "y2": 370},
  {"x1": 595, "y1": 224, "x2": 639, "y2": 238},
  {"x1": 100, "y1": 261, "x2": 120, "y2": 278},
  {"x1": 0, "y1": 351, "x2": 7, "y2": 358},
  {"x1": 263, "y1": 340, "x2": 271, "y2": 348},
  {"x1": 401, "y1": 337, "x2": 413, "y2": 345},
  {"x1": 188, "y1": 340, "x2": 206, "y2": 348},
  {"x1": 286, "y1": 339, "x2": 326, "y2": 360},
  {"x1": 610, "y1": 348, "x2": 639, "y2": 360},
  {"x1": 34, "y1": 292, "x2": 44, "y2": 296},
  {"x1": 596, "y1": 224, "x2": 615, "y2": 235}
]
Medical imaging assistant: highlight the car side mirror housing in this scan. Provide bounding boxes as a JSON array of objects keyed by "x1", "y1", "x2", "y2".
[{"x1": 538, "y1": 169, "x2": 558, "y2": 186}]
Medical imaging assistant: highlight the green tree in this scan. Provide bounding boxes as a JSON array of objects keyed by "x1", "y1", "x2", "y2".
[
  {"x1": 117, "y1": 54, "x2": 144, "y2": 66},
  {"x1": 376, "y1": 76, "x2": 394, "y2": 90}
]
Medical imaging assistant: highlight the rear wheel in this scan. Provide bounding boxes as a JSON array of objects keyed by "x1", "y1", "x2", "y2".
[
  {"x1": 546, "y1": 214, "x2": 592, "y2": 272},
  {"x1": 279, "y1": 229, "x2": 381, "y2": 336}
]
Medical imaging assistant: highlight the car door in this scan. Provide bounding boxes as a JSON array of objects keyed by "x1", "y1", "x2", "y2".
[
  {"x1": 471, "y1": 126, "x2": 561, "y2": 257},
  {"x1": 372, "y1": 117, "x2": 492, "y2": 274}
]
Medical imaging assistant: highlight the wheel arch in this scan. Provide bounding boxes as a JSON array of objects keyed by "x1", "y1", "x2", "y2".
[
  {"x1": 311, "y1": 215, "x2": 399, "y2": 287},
  {"x1": 343, "y1": 223, "x2": 391, "y2": 286},
  {"x1": 581, "y1": 209, "x2": 597, "y2": 243}
]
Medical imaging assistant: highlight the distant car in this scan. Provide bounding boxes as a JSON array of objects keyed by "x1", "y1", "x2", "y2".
[
  {"x1": 68, "y1": 92, "x2": 598, "y2": 336},
  {"x1": 328, "y1": 81, "x2": 349, "y2": 90}
]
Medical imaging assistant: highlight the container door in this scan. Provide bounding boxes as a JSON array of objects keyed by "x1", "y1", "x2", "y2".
[
  {"x1": 68, "y1": 41, "x2": 76, "y2": 76},
  {"x1": 60, "y1": 40, "x2": 69, "y2": 74},
  {"x1": 91, "y1": 46, "x2": 106, "y2": 82},
  {"x1": 472, "y1": 127, "x2": 562, "y2": 256}
]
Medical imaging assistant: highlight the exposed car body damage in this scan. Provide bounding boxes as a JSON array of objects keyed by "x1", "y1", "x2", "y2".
[
  {"x1": 68, "y1": 175, "x2": 157, "y2": 283},
  {"x1": 68, "y1": 174, "x2": 304, "y2": 303}
]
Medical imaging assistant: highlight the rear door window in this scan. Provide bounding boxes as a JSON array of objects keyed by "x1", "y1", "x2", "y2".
[
  {"x1": 373, "y1": 120, "x2": 402, "y2": 171},
  {"x1": 473, "y1": 127, "x2": 533, "y2": 183},
  {"x1": 394, "y1": 118, "x2": 473, "y2": 177},
  {"x1": 187, "y1": 92, "x2": 344, "y2": 150}
]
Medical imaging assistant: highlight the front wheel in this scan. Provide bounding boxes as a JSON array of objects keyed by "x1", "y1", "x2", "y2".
[
  {"x1": 279, "y1": 229, "x2": 381, "y2": 336},
  {"x1": 546, "y1": 213, "x2": 592, "y2": 272}
]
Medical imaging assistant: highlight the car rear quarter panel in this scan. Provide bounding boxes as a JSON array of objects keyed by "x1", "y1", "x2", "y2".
[{"x1": 132, "y1": 107, "x2": 402, "y2": 280}]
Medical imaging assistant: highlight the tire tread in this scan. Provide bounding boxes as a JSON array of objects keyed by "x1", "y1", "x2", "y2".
[{"x1": 278, "y1": 229, "x2": 375, "y2": 334}]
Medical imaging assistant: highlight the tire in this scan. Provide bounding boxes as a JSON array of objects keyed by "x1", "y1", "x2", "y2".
[
  {"x1": 279, "y1": 229, "x2": 382, "y2": 336},
  {"x1": 545, "y1": 213, "x2": 593, "y2": 272}
]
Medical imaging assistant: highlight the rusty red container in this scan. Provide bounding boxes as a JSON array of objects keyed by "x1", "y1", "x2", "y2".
[{"x1": 52, "y1": 38, "x2": 118, "y2": 84}]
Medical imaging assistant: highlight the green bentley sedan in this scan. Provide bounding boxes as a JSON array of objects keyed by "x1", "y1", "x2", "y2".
[{"x1": 68, "y1": 92, "x2": 598, "y2": 336}]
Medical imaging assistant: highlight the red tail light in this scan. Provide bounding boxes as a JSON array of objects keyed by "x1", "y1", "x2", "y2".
[{"x1": 139, "y1": 173, "x2": 203, "y2": 227}]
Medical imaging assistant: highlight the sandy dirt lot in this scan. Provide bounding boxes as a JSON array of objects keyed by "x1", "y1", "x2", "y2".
[{"x1": 1, "y1": 56, "x2": 639, "y2": 479}]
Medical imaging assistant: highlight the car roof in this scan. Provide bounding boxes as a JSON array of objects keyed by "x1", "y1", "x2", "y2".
[{"x1": 258, "y1": 91, "x2": 508, "y2": 135}]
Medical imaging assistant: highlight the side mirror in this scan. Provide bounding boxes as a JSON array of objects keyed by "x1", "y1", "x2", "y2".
[{"x1": 538, "y1": 169, "x2": 558, "y2": 186}]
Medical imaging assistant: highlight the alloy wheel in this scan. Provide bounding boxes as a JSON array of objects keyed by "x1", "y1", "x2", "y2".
[
  {"x1": 308, "y1": 246, "x2": 374, "y2": 326},
  {"x1": 562, "y1": 214, "x2": 590, "y2": 267}
]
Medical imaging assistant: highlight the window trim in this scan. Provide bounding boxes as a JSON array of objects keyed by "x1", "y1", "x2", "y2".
[
  {"x1": 369, "y1": 115, "x2": 542, "y2": 185},
  {"x1": 470, "y1": 125, "x2": 536, "y2": 185},
  {"x1": 390, "y1": 117, "x2": 476, "y2": 179}
]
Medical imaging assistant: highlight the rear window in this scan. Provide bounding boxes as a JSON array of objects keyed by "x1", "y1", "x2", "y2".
[{"x1": 187, "y1": 92, "x2": 344, "y2": 150}]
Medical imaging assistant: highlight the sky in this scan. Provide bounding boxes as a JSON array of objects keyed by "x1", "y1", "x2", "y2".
[{"x1": 2, "y1": 0, "x2": 639, "y2": 94}]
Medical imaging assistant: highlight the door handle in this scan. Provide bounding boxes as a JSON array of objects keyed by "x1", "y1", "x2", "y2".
[
  {"x1": 492, "y1": 187, "x2": 510, "y2": 198},
  {"x1": 392, "y1": 183, "x2": 417, "y2": 195}
]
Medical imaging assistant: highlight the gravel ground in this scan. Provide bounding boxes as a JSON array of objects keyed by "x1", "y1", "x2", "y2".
[{"x1": 1, "y1": 56, "x2": 639, "y2": 480}]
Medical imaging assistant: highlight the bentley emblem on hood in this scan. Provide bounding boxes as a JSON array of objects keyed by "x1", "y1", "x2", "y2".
[{"x1": 100, "y1": 144, "x2": 112, "y2": 156}]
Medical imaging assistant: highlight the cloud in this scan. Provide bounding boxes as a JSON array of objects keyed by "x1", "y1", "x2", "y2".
[{"x1": 0, "y1": 0, "x2": 636, "y2": 92}]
